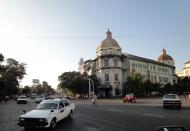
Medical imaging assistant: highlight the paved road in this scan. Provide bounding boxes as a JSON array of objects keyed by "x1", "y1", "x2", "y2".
[{"x1": 0, "y1": 99, "x2": 190, "y2": 131}]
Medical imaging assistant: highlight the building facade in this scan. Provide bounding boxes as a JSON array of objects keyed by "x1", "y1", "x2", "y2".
[
  {"x1": 80, "y1": 30, "x2": 176, "y2": 98},
  {"x1": 177, "y1": 60, "x2": 190, "y2": 77}
]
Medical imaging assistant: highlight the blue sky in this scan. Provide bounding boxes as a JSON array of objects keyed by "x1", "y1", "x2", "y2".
[{"x1": 0, "y1": 0, "x2": 190, "y2": 88}]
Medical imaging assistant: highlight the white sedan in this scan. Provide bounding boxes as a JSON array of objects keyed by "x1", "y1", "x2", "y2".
[
  {"x1": 162, "y1": 94, "x2": 182, "y2": 109},
  {"x1": 17, "y1": 96, "x2": 28, "y2": 104},
  {"x1": 35, "y1": 96, "x2": 45, "y2": 103},
  {"x1": 17, "y1": 98, "x2": 75, "y2": 129}
]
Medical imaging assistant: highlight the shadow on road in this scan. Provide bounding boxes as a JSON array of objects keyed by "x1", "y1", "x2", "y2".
[{"x1": 21, "y1": 118, "x2": 75, "y2": 131}]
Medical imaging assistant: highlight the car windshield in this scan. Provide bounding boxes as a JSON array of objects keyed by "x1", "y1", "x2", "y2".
[
  {"x1": 18, "y1": 96, "x2": 26, "y2": 99},
  {"x1": 36, "y1": 102, "x2": 58, "y2": 110},
  {"x1": 164, "y1": 95, "x2": 178, "y2": 99}
]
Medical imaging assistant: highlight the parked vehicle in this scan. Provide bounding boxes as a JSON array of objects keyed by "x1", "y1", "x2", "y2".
[
  {"x1": 17, "y1": 98, "x2": 75, "y2": 129},
  {"x1": 35, "y1": 96, "x2": 45, "y2": 103},
  {"x1": 162, "y1": 94, "x2": 182, "y2": 109},
  {"x1": 17, "y1": 96, "x2": 28, "y2": 104},
  {"x1": 122, "y1": 94, "x2": 136, "y2": 103},
  {"x1": 31, "y1": 93, "x2": 37, "y2": 99}
]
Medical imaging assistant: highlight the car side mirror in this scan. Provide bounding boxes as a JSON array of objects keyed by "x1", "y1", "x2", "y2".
[
  {"x1": 157, "y1": 126, "x2": 186, "y2": 131},
  {"x1": 22, "y1": 110, "x2": 26, "y2": 114}
]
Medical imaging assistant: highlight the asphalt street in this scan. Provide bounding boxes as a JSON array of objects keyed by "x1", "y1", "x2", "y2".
[{"x1": 0, "y1": 99, "x2": 190, "y2": 131}]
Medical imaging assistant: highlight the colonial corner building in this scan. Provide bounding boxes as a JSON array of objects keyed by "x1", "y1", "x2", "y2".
[
  {"x1": 80, "y1": 30, "x2": 177, "y2": 98},
  {"x1": 177, "y1": 60, "x2": 190, "y2": 77}
]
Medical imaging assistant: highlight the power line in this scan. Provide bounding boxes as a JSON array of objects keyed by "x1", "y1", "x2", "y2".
[{"x1": 1, "y1": 32, "x2": 190, "y2": 39}]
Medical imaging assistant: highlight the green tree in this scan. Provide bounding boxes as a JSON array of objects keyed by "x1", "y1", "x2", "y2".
[
  {"x1": 0, "y1": 57, "x2": 26, "y2": 96},
  {"x1": 22, "y1": 86, "x2": 31, "y2": 95},
  {"x1": 58, "y1": 71, "x2": 100, "y2": 98},
  {"x1": 0, "y1": 53, "x2": 5, "y2": 96},
  {"x1": 42, "y1": 81, "x2": 54, "y2": 95}
]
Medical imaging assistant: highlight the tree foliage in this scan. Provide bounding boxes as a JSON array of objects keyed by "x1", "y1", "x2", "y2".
[
  {"x1": 0, "y1": 54, "x2": 26, "y2": 96},
  {"x1": 124, "y1": 72, "x2": 190, "y2": 97},
  {"x1": 30, "y1": 81, "x2": 54, "y2": 95},
  {"x1": 58, "y1": 71, "x2": 100, "y2": 98}
]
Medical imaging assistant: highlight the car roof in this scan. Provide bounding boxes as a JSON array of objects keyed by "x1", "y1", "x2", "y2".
[
  {"x1": 164, "y1": 93, "x2": 177, "y2": 96},
  {"x1": 18, "y1": 95, "x2": 27, "y2": 97},
  {"x1": 42, "y1": 98, "x2": 68, "y2": 103}
]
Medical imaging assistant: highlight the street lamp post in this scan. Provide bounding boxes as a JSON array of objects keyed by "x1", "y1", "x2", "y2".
[{"x1": 85, "y1": 77, "x2": 94, "y2": 99}]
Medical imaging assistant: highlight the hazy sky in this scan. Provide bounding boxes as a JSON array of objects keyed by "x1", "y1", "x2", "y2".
[{"x1": 0, "y1": 0, "x2": 190, "y2": 88}]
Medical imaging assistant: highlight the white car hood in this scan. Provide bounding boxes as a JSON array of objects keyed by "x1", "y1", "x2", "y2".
[{"x1": 21, "y1": 109, "x2": 52, "y2": 118}]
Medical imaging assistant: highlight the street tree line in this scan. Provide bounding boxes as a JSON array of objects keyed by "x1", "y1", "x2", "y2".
[
  {"x1": 124, "y1": 73, "x2": 190, "y2": 97},
  {"x1": 0, "y1": 53, "x2": 55, "y2": 98},
  {"x1": 21, "y1": 81, "x2": 55, "y2": 96},
  {"x1": 58, "y1": 71, "x2": 190, "y2": 98}
]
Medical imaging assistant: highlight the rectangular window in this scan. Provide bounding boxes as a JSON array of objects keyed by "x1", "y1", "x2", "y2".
[
  {"x1": 113, "y1": 59, "x2": 118, "y2": 67},
  {"x1": 151, "y1": 75, "x2": 153, "y2": 82},
  {"x1": 104, "y1": 59, "x2": 109, "y2": 67},
  {"x1": 159, "y1": 77, "x2": 162, "y2": 82},
  {"x1": 132, "y1": 63, "x2": 135, "y2": 67},
  {"x1": 115, "y1": 74, "x2": 118, "y2": 81},
  {"x1": 154, "y1": 76, "x2": 156, "y2": 82},
  {"x1": 105, "y1": 74, "x2": 109, "y2": 81}
]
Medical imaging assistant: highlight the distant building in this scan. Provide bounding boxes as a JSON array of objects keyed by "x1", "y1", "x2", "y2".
[
  {"x1": 80, "y1": 30, "x2": 176, "y2": 98},
  {"x1": 177, "y1": 60, "x2": 190, "y2": 77}
]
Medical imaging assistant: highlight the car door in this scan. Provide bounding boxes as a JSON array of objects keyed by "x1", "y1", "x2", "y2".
[
  {"x1": 63, "y1": 100, "x2": 71, "y2": 117},
  {"x1": 57, "y1": 101, "x2": 66, "y2": 121}
]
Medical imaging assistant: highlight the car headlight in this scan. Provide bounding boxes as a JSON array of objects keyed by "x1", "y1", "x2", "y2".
[
  {"x1": 38, "y1": 118, "x2": 47, "y2": 122},
  {"x1": 19, "y1": 117, "x2": 25, "y2": 121}
]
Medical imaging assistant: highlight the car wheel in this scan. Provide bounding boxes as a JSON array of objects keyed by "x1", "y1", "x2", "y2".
[
  {"x1": 68, "y1": 110, "x2": 74, "y2": 119},
  {"x1": 50, "y1": 118, "x2": 56, "y2": 128}
]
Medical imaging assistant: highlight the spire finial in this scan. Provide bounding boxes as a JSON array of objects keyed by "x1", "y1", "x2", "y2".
[
  {"x1": 162, "y1": 48, "x2": 166, "y2": 55},
  {"x1": 105, "y1": 28, "x2": 112, "y2": 39}
]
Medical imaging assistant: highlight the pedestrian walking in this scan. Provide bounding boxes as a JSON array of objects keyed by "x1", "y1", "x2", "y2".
[{"x1": 5, "y1": 96, "x2": 8, "y2": 103}]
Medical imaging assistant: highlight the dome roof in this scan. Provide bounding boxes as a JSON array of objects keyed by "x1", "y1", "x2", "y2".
[
  {"x1": 157, "y1": 49, "x2": 174, "y2": 62},
  {"x1": 97, "y1": 30, "x2": 121, "y2": 50}
]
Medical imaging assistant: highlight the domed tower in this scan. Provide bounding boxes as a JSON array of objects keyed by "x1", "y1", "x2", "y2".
[
  {"x1": 96, "y1": 29, "x2": 122, "y2": 56},
  {"x1": 157, "y1": 48, "x2": 174, "y2": 66},
  {"x1": 96, "y1": 29, "x2": 123, "y2": 98}
]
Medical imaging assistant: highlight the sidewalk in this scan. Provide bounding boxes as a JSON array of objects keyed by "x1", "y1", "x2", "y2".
[{"x1": 74, "y1": 97, "x2": 190, "y2": 107}]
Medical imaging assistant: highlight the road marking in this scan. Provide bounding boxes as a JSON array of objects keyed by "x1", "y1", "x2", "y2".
[
  {"x1": 142, "y1": 113, "x2": 164, "y2": 118},
  {"x1": 108, "y1": 109, "x2": 123, "y2": 113}
]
